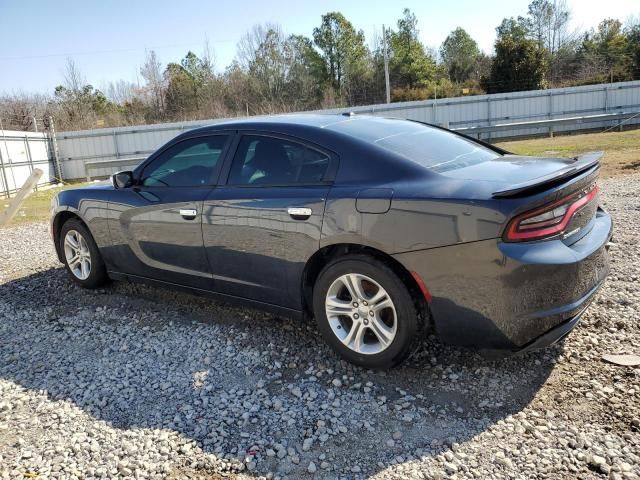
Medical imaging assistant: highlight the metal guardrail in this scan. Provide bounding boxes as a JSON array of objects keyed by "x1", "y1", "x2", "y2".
[
  {"x1": 84, "y1": 156, "x2": 146, "y2": 181},
  {"x1": 448, "y1": 103, "x2": 640, "y2": 129},
  {"x1": 328, "y1": 82, "x2": 640, "y2": 116},
  {"x1": 454, "y1": 111, "x2": 639, "y2": 138}
]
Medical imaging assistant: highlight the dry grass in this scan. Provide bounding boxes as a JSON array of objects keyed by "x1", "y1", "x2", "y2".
[
  {"x1": 496, "y1": 128, "x2": 640, "y2": 177},
  {"x1": 1, "y1": 181, "x2": 91, "y2": 227}
]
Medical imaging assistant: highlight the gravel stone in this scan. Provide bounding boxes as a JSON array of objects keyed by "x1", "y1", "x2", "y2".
[{"x1": 302, "y1": 438, "x2": 314, "y2": 451}]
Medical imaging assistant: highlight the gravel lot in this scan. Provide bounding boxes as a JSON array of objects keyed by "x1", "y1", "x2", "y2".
[{"x1": 1, "y1": 174, "x2": 639, "y2": 480}]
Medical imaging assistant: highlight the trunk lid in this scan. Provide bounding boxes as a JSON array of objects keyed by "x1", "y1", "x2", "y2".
[
  {"x1": 476, "y1": 152, "x2": 603, "y2": 244},
  {"x1": 441, "y1": 151, "x2": 602, "y2": 198}
]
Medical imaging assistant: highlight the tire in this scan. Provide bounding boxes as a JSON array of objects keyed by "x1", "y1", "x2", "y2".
[
  {"x1": 59, "y1": 218, "x2": 109, "y2": 289},
  {"x1": 312, "y1": 254, "x2": 421, "y2": 369}
]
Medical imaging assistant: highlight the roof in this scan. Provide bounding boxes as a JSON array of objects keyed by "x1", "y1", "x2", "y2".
[{"x1": 188, "y1": 113, "x2": 415, "y2": 137}]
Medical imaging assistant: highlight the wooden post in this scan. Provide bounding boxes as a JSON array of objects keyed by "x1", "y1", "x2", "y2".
[
  {"x1": 486, "y1": 97, "x2": 492, "y2": 141},
  {"x1": 24, "y1": 135, "x2": 37, "y2": 192},
  {"x1": 48, "y1": 116, "x2": 63, "y2": 183},
  {"x1": 0, "y1": 168, "x2": 43, "y2": 227},
  {"x1": 112, "y1": 130, "x2": 120, "y2": 158}
]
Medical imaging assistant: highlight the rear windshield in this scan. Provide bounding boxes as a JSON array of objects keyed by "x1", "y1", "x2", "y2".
[{"x1": 328, "y1": 117, "x2": 501, "y2": 172}]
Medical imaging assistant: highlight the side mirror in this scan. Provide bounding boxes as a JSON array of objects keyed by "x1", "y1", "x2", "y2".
[{"x1": 112, "y1": 171, "x2": 134, "y2": 189}]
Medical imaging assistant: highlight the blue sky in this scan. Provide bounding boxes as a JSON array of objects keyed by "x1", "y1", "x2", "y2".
[{"x1": 1, "y1": 0, "x2": 638, "y2": 95}]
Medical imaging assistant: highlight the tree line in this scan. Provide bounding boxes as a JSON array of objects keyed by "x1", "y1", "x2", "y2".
[{"x1": 1, "y1": 1, "x2": 639, "y2": 131}]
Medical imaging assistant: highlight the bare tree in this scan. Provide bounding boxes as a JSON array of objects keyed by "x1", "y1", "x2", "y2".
[
  {"x1": 524, "y1": 0, "x2": 571, "y2": 54},
  {"x1": 197, "y1": 39, "x2": 228, "y2": 118},
  {"x1": 550, "y1": 0, "x2": 571, "y2": 54},
  {"x1": 237, "y1": 23, "x2": 284, "y2": 69},
  {"x1": 201, "y1": 36, "x2": 216, "y2": 74},
  {"x1": 523, "y1": 0, "x2": 574, "y2": 83},
  {"x1": 140, "y1": 50, "x2": 166, "y2": 119},
  {"x1": 55, "y1": 58, "x2": 97, "y2": 129},
  {"x1": 236, "y1": 23, "x2": 291, "y2": 109},
  {"x1": 62, "y1": 58, "x2": 86, "y2": 93},
  {"x1": 0, "y1": 93, "x2": 53, "y2": 131},
  {"x1": 105, "y1": 80, "x2": 137, "y2": 104}
]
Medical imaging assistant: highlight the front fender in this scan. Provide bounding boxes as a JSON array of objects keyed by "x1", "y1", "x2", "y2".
[
  {"x1": 51, "y1": 188, "x2": 113, "y2": 262},
  {"x1": 51, "y1": 205, "x2": 90, "y2": 263}
]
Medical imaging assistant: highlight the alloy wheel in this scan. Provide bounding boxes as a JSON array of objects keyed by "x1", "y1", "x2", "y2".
[
  {"x1": 325, "y1": 273, "x2": 397, "y2": 355},
  {"x1": 63, "y1": 229, "x2": 92, "y2": 280}
]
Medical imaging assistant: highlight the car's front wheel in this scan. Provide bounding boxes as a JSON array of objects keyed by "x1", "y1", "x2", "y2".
[
  {"x1": 60, "y1": 218, "x2": 109, "y2": 289},
  {"x1": 312, "y1": 255, "x2": 422, "y2": 369}
]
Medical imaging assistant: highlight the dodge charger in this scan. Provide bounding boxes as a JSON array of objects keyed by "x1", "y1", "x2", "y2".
[{"x1": 51, "y1": 114, "x2": 612, "y2": 368}]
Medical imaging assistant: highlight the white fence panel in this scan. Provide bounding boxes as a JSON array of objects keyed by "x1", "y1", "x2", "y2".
[{"x1": 0, "y1": 131, "x2": 55, "y2": 197}]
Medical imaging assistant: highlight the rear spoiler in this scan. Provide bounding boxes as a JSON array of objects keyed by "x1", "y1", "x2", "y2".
[{"x1": 492, "y1": 151, "x2": 603, "y2": 199}]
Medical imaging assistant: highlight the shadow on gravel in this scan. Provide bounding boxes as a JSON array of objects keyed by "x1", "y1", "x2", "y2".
[{"x1": 0, "y1": 268, "x2": 560, "y2": 478}]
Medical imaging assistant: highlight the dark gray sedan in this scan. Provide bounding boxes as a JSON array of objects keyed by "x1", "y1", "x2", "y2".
[{"x1": 51, "y1": 114, "x2": 612, "y2": 368}]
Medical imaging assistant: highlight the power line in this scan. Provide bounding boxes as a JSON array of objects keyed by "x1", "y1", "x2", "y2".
[{"x1": 0, "y1": 40, "x2": 236, "y2": 62}]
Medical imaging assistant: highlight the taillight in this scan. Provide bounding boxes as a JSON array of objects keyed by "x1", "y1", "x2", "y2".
[{"x1": 504, "y1": 184, "x2": 599, "y2": 242}]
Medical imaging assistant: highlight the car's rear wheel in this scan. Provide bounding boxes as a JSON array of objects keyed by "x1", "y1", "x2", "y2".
[
  {"x1": 60, "y1": 218, "x2": 109, "y2": 289},
  {"x1": 312, "y1": 255, "x2": 421, "y2": 369}
]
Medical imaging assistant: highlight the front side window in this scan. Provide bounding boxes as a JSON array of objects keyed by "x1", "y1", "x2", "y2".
[
  {"x1": 142, "y1": 135, "x2": 228, "y2": 187},
  {"x1": 227, "y1": 135, "x2": 330, "y2": 186}
]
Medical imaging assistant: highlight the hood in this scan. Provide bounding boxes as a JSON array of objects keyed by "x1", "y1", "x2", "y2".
[{"x1": 77, "y1": 180, "x2": 113, "y2": 190}]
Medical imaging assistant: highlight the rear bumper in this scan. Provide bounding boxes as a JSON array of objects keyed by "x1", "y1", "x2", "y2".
[
  {"x1": 510, "y1": 276, "x2": 604, "y2": 354},
  {"x1": 393, "y1": 208, "x2": 612, "y2": 352},
  {"x1": 517, "y1": 306, "x2": 584, "y2": 353}
]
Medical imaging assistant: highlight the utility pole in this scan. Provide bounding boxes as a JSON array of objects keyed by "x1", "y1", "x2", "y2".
[
  {"x1": 434, "y1": 85, "x2": 438, "y2": 124},
  {"x1": 382, "y1": 25, "x2": 391, "y2": 104}
]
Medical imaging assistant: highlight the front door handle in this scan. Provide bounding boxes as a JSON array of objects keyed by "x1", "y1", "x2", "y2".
[
  {"x1": 288, "y1": 207, "x2": 312, "y2": 220},
  {"x1": 179, "y1": 208, "x2": 197, "y2": 219}
]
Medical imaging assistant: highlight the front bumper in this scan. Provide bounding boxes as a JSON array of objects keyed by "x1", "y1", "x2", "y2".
[{"x1": 393, "y1": 208, "x2": 612, "y2": 352}]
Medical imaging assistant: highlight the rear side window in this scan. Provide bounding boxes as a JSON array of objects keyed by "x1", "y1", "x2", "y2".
[
  {"x1": 328, "y1": 117, "x2": 500, "y2": 172},
  {"x1": 142, "y1": 135, "x2": 228, "y2": 187},
  {"x1": 227, "y1": 135, "x2": 330, "y2": 185}
]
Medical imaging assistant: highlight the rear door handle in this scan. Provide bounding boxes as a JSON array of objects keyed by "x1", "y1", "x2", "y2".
[
  {"x1": 179, "y1": 208, "x2": 197, "y2": 219},
  {"x1": 288, "y1": 207, "x2": 312, "y2": 220}
]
